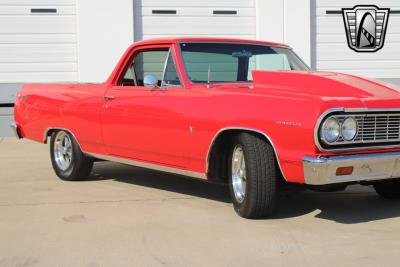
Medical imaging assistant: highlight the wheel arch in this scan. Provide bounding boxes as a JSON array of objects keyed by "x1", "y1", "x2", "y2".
[
  {"x1": 206, "y1": 127, "x2": 286, "y2": 182},
  {"x1": 43, "y1": 127, "x2": 84, "y2": 151}
]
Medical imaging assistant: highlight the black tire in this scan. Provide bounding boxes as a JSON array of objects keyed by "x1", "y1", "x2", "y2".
[
  {"x1": 374, "y1": 180, "x2": 400, "y2": 199},
  {"x1": 228, "y1": 132, "x2": 277, "y2": 219},
  {"x1": 50, "y1": 130, "x2": 93, "y2": 181}
]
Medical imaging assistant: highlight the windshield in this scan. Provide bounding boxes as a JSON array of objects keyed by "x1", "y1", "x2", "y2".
[{"x1": 180, "y1": 42, "x2": 309, "y2": 83}]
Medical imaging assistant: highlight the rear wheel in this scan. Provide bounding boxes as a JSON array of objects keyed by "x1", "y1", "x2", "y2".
[
  {"x1": 228, "y1": 133, "x2": 277, "y2": 218},
  {"x1": 374, "y1": 180, "x2": 400, "y2": 199},
  {"x1": 50, "y1": 130, "x2": 93, "y2": 181}
]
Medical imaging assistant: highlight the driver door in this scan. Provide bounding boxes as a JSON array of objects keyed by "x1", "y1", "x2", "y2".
[{"x1": 101, "y1": 45, "x2": 190, "y2": 168}]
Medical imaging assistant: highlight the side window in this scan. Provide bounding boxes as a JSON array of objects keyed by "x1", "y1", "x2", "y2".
[
  {"x1": 162, "y1": 51, "x2": 181, "y2": 86},
  {"x1": 119, "y1": 49, "x2": 181, "y2": 87},
  {"x1": 133, "y1": 50, "x2": 168, "y2": 86}
]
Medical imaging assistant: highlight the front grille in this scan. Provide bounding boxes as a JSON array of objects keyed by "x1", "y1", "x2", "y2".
[
  {"x1": 322, "y1": 113, "x2": 400, "y2": 147},
  {"x1": 356, "y1": 114, "x2": 400, "y2": 142}
]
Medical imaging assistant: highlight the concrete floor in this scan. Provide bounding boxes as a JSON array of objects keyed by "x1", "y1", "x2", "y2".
[{"x1": 1, "y1": 137, "x2": 400, "y2": 267}]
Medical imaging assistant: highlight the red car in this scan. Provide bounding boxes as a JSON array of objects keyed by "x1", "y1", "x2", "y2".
[{"x1": 13, "y1": 37, "x2": 400, "y2": 218}]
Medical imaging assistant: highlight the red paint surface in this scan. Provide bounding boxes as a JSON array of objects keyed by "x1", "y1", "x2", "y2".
[{"x1": 14, "y1": 37, "x2": 400, "y2": 183}]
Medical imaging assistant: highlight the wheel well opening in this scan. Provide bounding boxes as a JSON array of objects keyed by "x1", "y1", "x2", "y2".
[
  {"x1": 207, "y1": 129, "x2": 285, "y2": 184},
  {"x1": 44, "y1": 129, "x2": 56, "y2": 143},
  {"x1": 44, "y1": 128, "x2": 66, "y2": 143}
]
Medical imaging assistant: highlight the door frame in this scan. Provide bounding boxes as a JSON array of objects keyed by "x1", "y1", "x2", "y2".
[{"x1": 108, "y1": 42, "x2": 188, "y2": 89}]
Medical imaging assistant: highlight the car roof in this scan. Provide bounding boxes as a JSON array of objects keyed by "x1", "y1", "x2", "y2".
[{"x1": 132, "y1": 37, "x2": 290, "y2": 48}]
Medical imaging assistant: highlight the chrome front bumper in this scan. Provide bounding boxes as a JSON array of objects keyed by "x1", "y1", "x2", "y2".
[
  {"x1": 303, "y1": 152, "x2": 400, "y2": 185},
  {"x1": 10, "y1": 123, "x2": 22, "y2": 139}
]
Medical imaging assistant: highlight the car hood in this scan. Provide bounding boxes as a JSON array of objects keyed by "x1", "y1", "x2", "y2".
[{"x1": 252, "y1": 70, "x2": 400, "y2": 104}]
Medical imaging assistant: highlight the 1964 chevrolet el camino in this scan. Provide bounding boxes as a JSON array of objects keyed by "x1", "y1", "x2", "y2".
[{"x1": 13, "y1": 37, "x2": 400, "y2": 218}]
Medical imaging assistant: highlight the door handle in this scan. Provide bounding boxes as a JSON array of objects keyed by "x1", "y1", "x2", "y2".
[{"x1": 104, "y1": 95, "x2": 115, "y2": 101}]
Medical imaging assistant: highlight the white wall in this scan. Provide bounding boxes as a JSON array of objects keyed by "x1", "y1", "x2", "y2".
[
  {"x1": 0, "y1": 0, "x2": 78, "y2": 83},
  {"x1": 76, "y1": 0, "x2": 134, "y2": 83},
  {"x1": 256, "y1": 0, "x2": 311, "y2": 66}
]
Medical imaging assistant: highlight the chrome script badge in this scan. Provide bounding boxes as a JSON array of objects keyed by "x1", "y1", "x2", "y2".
[{"x1": 342, "y1": 5, "x2": 390, "y2": 52}]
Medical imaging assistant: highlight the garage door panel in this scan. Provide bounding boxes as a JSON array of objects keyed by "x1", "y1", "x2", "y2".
[
  {"x1": 315, "y1": 0, "x2": 400, "y2": 79},
  {"x1": 0, "y1": 44, "x2": 76, "y2": 63},
  {"x1": 387, "y1": 26, "x2": 400, "y2": 35},
  {"x1": 0, "y1": 0, "x2": 73, "y2": 5},
  {"x1": 0, "y1": 62, "x2": 77, "y2": 73},
  {"x1": 317, "y1": 44, "x2": 400, "y2": 61},
  {"x1": 143, "y1": 34, "x2": 256, "y2": 39},
  {"x1": 317, "y1": 7, "x2": 400, "y2": 16},
  {"x1": 0, "y1": 72, "x2": 77, "y2": 83},
  {"x1": 137, "y1": 0, "x2": 254, "y2": 8},
  {"x1": 318, "y1": 60, "x2": 400, "y2": 70},
  {"x1": 316, "y1": 8, "x2": 335, "y2": 16},
  {"x1": 316, "y1": 17, "x2": 350, "y2": 34},
  {"x1": 0, "y1": 0, "x2": 78, "y2": 83},
  {"x1": 135, "y1": 0, "x2": 255, "y2": 41},
  {"x1": 140, "y1": 17, "x2": 254, "y2": 35},
  {"x1": 0, "y1": 0, "x2": 77, "y2": 83},
  {"x1": 0, "y1": 16, "x2": 75, "y2": 34},
  {"x1": 317, "y1": 33, "x2": 400, "y2": 43},
  {"x1": 0, "y1": 34, "x2": 76, "y2": 44},
  {"x1": 0, "y1": 6, "x2": 75, "y2": 15},
  {"x1": 317, "y1": 17, "x2": 400, "y2": 34},
  {"x1": 317, "y1": 0, "x2": 400, "y2": 8},
  {"x1": 141, "y1": 7, "x2": 254, "y2": 17},
  {"x1": 316, "y1": 34, "x2": 348, "y2": 44},
  {"x1": 325, "y1": 69, "x2": 399, "y2": 79}
]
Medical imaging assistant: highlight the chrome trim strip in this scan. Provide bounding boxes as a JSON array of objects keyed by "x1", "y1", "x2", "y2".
[
  {"x1": 171, "y1": 45, "x2": 186, "y2": 89},
  {"x1": 46, "y1": 127, "x2": 282, "y2": 181},
  {"x1": 303, "y1": 152, "x2": 400, "y2": 185},
  {"x1": 314, "y1": 107, "x2": 400, "y2": 152},
  {"x1": 87, "y1": 152, "x2": 207, "y2": 180},
  {"x1": 159, "y1": 47, "x2": 184, "y2": 89},
  {"x1": 160, "y1": 48, "x2": 171, "y2": 86},
  {"x1": 324, "y1": 114, "x2": 400, "y2": 145},
  {"x1": 319, "y1": 116, "x2": 341, "y2": 144},
  {"x1": 205, "y1": 127, "x2": 288, "y2": 181},
  {"x1": 44, "y1": 128, "x2": 206, "y2": 180},
  {"x1": 314, "y1": 108, "x2": 344, "y2": 152},
  {"x1": 10, "y1": 123, "x2": 22, "y2": 139}
]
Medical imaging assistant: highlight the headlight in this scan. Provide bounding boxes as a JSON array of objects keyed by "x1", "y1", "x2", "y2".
[
  {"x1": 321, "y1": 117, "x2": 340, "y2": 143},
  {"x1": 342, "y1": 117, "x2": 357, "y2": 141}
]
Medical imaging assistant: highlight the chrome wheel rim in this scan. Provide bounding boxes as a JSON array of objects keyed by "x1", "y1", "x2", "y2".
[
  {"x1": 54, "y1": 131, "x2": 73, "y2": 171},
  {"x1": 231, "y1": 145, "x2": 247, "y2": 204}
]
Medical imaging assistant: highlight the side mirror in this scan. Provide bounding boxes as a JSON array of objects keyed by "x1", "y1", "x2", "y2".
[{"x1": 143, "y1": 75, "x2": 158, "y2": 90}]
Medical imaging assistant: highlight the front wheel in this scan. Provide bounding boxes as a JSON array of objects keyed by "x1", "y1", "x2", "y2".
[
  {"x1": 228, "y1": 133, "x2": 277, "y2": 219},
  {"x1": 374, "y1": 180, "x2": 400, "y2": 199},
  {"x1": 50, "y1": 130, "x2": 93, "y2": 181}
]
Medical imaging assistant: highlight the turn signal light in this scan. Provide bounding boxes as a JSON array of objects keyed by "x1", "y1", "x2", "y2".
[{"x1": 336, "y1": 166, "x2": 354, "y2": 176}]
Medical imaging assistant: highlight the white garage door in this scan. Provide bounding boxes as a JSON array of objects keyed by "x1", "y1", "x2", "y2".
[
  {"x1": 134, "y1": 0, "x2": 255, "y2": 41},
  {"x1": 315, "y1": 0, "x2": 400, "y2": 79},
  {"x1": 0, "y1": 0, "x2": 77, "y2": 83}
]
